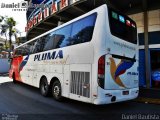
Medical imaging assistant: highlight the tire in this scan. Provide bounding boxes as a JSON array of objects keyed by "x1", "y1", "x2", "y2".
[
  {"x1": 40, "y1": 77, "x2": 49, "y2": 97},
  {"x1": 52, "y1": 80, "x2": 63, "y2": 101},
  {"x1": 12, "y1": 73, "x2": 17, "y2": 84}
]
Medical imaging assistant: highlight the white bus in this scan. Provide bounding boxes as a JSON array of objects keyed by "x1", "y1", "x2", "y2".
[{"x1": 9, "y1": 4, "x2": 139, "y2": 105}]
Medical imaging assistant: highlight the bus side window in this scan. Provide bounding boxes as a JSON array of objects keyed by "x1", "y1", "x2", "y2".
[
  {"x1": 20, "y1": 47, "x2": 25, "y2": 56},
  {"x1": 32, "y1": 40, "x2": 37, "y2": 54},
  {"x1": 43, "y1": 24, "x2": 72, "y2": 51},
  {"x1": 32, "y1": 35, "x2": 48, "y2": 53},
  {"x1": 43, "y1": 33, "x2": 54, "y2": 51},
  {"x1": 55, "y1": 24, "x2": 72, "y2": 48},
  {"x1": 32, "y1": 39, "x2": 42, "y2": 53},
  {"x1": 22, "y1": 44, "x2": 30, "y2": 56},
  {"x1": 15, "y1": 48, "x2": 22, "y2": 56},
  {"x1": 40, "y1": 36, "x2": 47, "y2": 51},
  {"x1": 70, "y1": 14, "x2": 97, "y2": 45},
  {"x1": 27, "y1": 42, "x2": 33, "y2": 54}
]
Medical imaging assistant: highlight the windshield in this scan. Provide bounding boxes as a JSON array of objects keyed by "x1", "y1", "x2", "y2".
[{"x1": 108, "y1": 7, "x2": 137, "y2": 44}]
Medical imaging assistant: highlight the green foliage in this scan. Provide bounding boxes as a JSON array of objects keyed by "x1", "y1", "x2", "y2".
[
  {"x1": 6, "y1": 17, "x2": 16, "y2": 30},
  {"x1": 0, "y1": 16, "x2": 18, "y2": 52}
]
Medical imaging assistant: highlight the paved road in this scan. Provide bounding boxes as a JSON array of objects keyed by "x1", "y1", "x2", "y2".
[{"x1": 0, "y1": 77, "x2": 160, "y2": 120}]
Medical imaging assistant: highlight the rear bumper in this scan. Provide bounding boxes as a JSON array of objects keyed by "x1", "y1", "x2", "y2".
[{"x1": 93, "y1": 87, "x2": 139, "y2": 105}]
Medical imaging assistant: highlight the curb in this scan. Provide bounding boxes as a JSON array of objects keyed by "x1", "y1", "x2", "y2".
[{"x1": 134, "y1": 97, "x2": 160, "y2": 105}]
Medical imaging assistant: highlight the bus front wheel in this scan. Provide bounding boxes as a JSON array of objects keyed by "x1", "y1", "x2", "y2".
[
  {"x1": 52, "y1": 80, "x2": 63, "y2": 101},
  {"x1": 12, "y1": 73, "x2": 17, "y2": 84},
  {"x1": 40, "y1": 77, "x2": 49, "y2": 97}
]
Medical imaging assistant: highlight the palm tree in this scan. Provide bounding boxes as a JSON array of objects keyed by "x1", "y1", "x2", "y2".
[
  {"x1": 0, "y1": 15, "x2": 8, "y2": 49},
  {"x1": 6, "y1": 17, "x2": 16, "y2": 53},
  {"x1": 12, "y1": 28, "x2": 20, "y2": 46},
  {"x1": 0, "y1": 16, "x2": 17, "y2": 57},
  {"x1": 0, "y1": 24, "x2": 8, "y2": 49}
]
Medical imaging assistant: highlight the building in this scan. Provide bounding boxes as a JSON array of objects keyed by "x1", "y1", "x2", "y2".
[
  {"x1": 25, "y1": 0, "x2": 160, "y2": 89},
  {"x1": 129, "y1": 9, "x2": 160, "y2": 89},
  {"x1": 25, "y1": 0, "x2": 109, "y2": 40}
]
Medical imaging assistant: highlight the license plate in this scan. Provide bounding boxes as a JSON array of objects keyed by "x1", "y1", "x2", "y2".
[{"x1": 123, "y1": 91, "x2": 129, "y2": 95}]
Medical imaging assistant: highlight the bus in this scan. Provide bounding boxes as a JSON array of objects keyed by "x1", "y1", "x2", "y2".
[{"x1": 9, "y1": 4, "x2": 139, "y2": 105}]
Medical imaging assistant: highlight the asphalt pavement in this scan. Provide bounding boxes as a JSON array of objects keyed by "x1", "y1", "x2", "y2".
[{"x1": 0, "y1": 77, "x2": 160, "y2": 120}]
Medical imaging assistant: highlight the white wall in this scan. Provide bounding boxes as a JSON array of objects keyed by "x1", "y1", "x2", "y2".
[{"x1": 0, "y1": 59, "x2": 10, "y2": 74}]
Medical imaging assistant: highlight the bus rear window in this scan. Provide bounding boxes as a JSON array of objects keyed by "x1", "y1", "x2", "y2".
[{"x1": 108, "y1": 7, "x2": 137, "y2": 44}]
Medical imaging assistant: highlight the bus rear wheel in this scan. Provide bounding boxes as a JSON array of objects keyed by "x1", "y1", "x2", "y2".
[
  {"x1": 40, "y1": 77, "x2": 49, "y2": 97},
  {"x1": 52, "y1": 80, "x2": 63, "y2": 101}
]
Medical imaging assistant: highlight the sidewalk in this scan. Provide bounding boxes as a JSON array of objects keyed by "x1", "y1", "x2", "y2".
[
  {"x1": 135, "y1": 97, "x2": 160, "y2": 104},
  {"x1": 0, "y1": 76, "x2": 12, "y2": 84},
  {"x1": 134, "y1": 88, "x2": 160, "y2": 105}
]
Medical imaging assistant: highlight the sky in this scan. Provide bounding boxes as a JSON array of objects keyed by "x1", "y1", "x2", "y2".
[{"x1": 0, "y1": 0, "x2": 27, "y2": 40}]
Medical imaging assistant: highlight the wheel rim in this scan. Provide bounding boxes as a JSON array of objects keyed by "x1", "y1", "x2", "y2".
[{"x1": 53, "y1": 85, "x2": 60, "y2": 97}]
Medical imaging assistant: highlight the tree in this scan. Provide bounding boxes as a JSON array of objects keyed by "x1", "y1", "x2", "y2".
[
  {"x1": 0, "y1": 15, "x2": 8, "y2": 49},
  {"x1": 0, "y1": 25, "x2": 8, "y2": 49},
  {"x1": 0, "y1": 16, "x2": 17, "y2": 57},
  {"x1": 12, "y1": 28, "x2": 20, "y2": 46},
  {"x1": 6, "y1": 17, "x2": 16, "y2": 54}
]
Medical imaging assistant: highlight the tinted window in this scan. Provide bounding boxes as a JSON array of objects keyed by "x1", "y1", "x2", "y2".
[
  {"x1": 70, "y1": 14, "x2": 97, "y2": 45},
  {"x1": 55, "y1": 24, "x2": 72, "y2": 48},
  {"x1": 15, "y1": 13, "x2": 97, "y2": 56},
  {"x1": 43, "y1": 32, "x2": 56, "y2": 51},
  {"x1": 108, "y1": 7, "x2": 137, "y2": 44},
  {"x1": 32, "y1": 39, "x2": 39, "y2": 53},
  {"x1": 15, "y1": 48, "x2": 22, "y2": 56},
  {"x1": 22, "y1": 44, "x2": 30, "y2": 56},
  {"x1": 32, "y1": 36, "x2": 47, "y2": 53},
  {"x1": 15, "y1": 42, "x2": 33, "y2": 56},
  {"x1": 28, "y1": 41, "x2": 36, "y2": 54}
]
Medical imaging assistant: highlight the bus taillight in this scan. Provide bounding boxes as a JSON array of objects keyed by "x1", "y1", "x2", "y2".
[{"x1": 98, "y1": 55, "x2": 105, "y2": 89}]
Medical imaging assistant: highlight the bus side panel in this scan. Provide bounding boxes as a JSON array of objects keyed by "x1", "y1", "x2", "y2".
[
  {"x1": 63, "y1": 65, "x2": 70, "y2": 97},
  {"x1": 90, "y1": 5, "x2": 107, "y2": 103},
  {"x1": 61, "y1": 42, "x2": 94, "y2": 102},
  {"x1": 32, "y1": 64, "x2": 63, "y2": 88}
]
